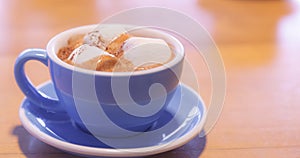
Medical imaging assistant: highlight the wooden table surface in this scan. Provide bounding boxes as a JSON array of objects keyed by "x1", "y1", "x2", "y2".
[{"x1": 1, "y1": 0, "x2": 300, "y2": 157}]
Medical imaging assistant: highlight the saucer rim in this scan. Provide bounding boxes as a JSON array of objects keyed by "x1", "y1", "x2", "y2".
[{"x1": 19, "y1": 81, "x2": 207, "y2": 157}]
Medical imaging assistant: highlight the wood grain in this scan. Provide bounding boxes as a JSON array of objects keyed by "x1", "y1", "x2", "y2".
[{"x1": 1, "y1": 0, "x2": 300, "y2": 157}]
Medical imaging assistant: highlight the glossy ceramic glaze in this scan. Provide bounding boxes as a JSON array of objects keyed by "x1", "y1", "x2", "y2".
[
  {"x1": 19, "y1": 81, "x2": 206, "y2": 157},
  {"x1": 14, "y1": 25, "x2": 185, "y2": 137}
]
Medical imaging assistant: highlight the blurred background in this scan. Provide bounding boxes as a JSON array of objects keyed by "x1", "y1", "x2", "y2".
[{"x1": 1, "y1": 0, "x2": 300, "y2": 157}]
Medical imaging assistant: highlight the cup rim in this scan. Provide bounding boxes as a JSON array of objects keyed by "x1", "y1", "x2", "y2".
[{"x1": 47, "y1": 24, "x2": 185, "y2": 76}]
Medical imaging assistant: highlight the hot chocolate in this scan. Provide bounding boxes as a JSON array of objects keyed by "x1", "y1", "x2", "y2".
[{"x1": 57, "y1": 26, "x2": 174, "y2": 72}]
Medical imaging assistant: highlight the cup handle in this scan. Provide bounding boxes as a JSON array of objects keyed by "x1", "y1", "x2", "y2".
[{"x1": 14, "y1": 49, "x2": 65, "y2": 112}]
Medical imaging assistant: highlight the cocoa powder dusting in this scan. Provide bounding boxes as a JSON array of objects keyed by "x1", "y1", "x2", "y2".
[
  {"x1": 106, "y1": 34, "x2": 131, "y2": 58},
  {"x1": 57, "y1": 32, "x2": 174, "y2": 72},
  {"x1": 57, "y1": 34, "x2": 84, "y2": 60},
  {"x1": 96, "y1": 55, "x2": 118, "y2": 72}
]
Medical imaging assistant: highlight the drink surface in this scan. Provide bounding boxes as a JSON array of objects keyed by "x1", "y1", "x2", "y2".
[{"x1": 57, "y1": 28, "x2": 175, "y2": 72}]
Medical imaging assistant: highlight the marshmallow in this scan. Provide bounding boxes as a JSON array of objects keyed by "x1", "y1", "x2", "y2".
[
  {"x1": 68, "y1": 44, "x2": 112, "y2": 64},
  {"x1": 122, "y1": 37, "x2": 172, "y2": 67},
  {"x1": 84, "y1": 25, "x2": 127, "y2": 49}
]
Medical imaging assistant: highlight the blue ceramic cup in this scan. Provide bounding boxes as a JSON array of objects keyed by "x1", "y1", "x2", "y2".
[{"x1": 14, "y1": 24, "x2": 184, "y2": 137}]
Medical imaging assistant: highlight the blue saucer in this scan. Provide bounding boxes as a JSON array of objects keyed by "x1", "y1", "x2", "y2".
[{"x1": 19, "y1": 81, "x2": 206, "y2": 157}]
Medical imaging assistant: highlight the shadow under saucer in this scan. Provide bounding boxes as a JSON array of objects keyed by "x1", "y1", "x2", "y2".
[{"x1": 16, "y1": 81, "x2": 207, "y2": 157}]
